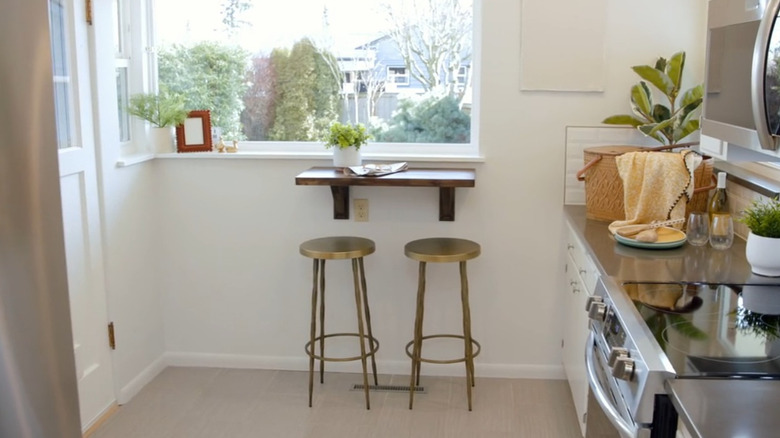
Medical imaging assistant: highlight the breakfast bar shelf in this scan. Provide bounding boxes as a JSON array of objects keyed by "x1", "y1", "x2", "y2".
[{"x1": 295, "y1": 167, "x2": 476, "y2": 221}]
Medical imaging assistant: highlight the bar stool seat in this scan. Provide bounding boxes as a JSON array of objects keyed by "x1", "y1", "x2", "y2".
[
  {"x1": 404, "y1": 237, "x2": 481, "y2": 411},
  {"x1": 299, "y1": 236, "x2": 379, "y2": 410}
]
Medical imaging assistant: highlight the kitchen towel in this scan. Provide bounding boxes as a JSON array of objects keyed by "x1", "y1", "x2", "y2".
[{"x1": 608, "y1": 150, "x2": 702, "y2": 235}]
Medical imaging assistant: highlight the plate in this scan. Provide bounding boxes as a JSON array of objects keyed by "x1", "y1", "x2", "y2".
[{"x1": 614, "y1": 227, "x2": 687, "y2": 249}]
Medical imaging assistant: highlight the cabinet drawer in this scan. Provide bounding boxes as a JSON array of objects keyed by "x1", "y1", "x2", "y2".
[{"x1": 566, "y1": 223, "x2": 599, "y2": 293}]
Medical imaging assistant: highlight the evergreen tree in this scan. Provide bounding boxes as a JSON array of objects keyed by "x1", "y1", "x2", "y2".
[
  {"x1": 372, "y1": 92, "x2": 470, "y2": 143},
  {"x1": 268, "y1": 39, "x2": 341, "y2": 141},
  {"x1": 158, "y1": 41, "x2": 249, "y2": 139}
]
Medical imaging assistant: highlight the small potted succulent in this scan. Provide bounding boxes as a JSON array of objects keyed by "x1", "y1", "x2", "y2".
[
  {"x1": 127, "y1": 92, "x2": 189, "y2": 154},
  {"x1": 602, "y1": 51, "x2": 703, "y2": 146},
  {"x1": 738, "y1": 197, "x2": 780, "y2": 276},
  {"x1": 324, "y1": 122, "x2": 371, "y2": 168}
]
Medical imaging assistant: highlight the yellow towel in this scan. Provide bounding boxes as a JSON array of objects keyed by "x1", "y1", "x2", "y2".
[{"x1": 608, "y1": 150, "x2": 702, "y2": 235}]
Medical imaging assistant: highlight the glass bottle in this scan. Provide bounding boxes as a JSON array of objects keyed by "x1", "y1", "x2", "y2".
[{"x1": 708, "y1": 172, "x2": 729, "y2": 223}]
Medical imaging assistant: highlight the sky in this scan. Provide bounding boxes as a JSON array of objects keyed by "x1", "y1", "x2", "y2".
[{"x1": 155, "y1": 0, "x2": 391, "y2": 55}]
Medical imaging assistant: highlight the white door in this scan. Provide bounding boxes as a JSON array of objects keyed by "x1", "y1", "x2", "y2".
[{"x1": 49, "y1": 0, "x2": 116, "y2": 430}]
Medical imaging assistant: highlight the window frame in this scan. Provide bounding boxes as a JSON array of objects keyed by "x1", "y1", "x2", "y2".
[
  {"x1": 387, "y1": 66, "x2": 410, "y2": 86},
  {"x1": 125, "y1": 0, "x2": 482, "y2": 161}
]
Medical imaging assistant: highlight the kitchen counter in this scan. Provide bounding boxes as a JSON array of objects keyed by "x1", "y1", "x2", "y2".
[
  {"x1": 564, "y1": 205, "x2": 761, "y2": 284},
  {"x1": 665, "y1": 379, "x2": 780, "y2": 438},
  {"x1": 565, "y1": 205, "x2": 780, "y2": 437}
]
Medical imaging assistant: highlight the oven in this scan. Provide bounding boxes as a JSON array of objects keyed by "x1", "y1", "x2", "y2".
[
  {"x1": 583, "y1": 276, "x2": 780, "y2": 437},
  {"x1": 584, "y1": 277, "x2": 676, "y2": 438}
]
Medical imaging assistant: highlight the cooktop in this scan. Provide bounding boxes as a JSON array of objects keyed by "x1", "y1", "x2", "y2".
[{"x1": 622, "y1": 281, "x2": 780, "y2": 379}]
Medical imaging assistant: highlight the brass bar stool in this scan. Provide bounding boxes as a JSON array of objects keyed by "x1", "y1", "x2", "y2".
[
  {"x1": 404, "y1": 237, "x2": 481, "y2": 411},
  {"x1": 299, "y1": 236, "x2": 379, "y2": 410}
]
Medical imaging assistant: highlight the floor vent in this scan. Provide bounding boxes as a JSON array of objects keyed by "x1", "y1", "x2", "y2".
[{"x1": 351, "y1": 384, "x2": 426, "y2": 393}]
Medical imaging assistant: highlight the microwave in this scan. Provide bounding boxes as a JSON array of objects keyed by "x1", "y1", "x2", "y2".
[{"x1": 702, "y1": 0, "x2": 780, "y2": 160}]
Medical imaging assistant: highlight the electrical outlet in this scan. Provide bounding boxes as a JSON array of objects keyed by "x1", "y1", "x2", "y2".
[{"x1": 354, "y1": 199, "x2": 369, "y2": 222}]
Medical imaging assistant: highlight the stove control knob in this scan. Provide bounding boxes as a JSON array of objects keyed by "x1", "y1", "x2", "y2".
[
  {"x1": 608, "y1": 347, "x2": 629, "y2": 367},
  {"x1": 612, "y1": 357, "x2": 635, "y2": 381},
  {"x1": 588, "y1": 302, "x2": 607, "y2": 321},
  {"x1": 585, "y1": 296, "x2": 603, "y2": 311}
]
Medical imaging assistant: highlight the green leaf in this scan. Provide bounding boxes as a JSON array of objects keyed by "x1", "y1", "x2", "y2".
[
  {"x1": 602, "y1": 115, "x2": 645, "y2": 127},
  {"x1": 654, "y1": 57, "x2": 668, "y2": 72},
  {"x1": 632, "y1": 65, "x2": 675, "y2": 96},
  {"x1": 638, "y1": 124, "x2": 667, "y2": 144},
  {"x1": 680, "y1": 85, "x2": 704, "y2": 108},
  {"x1": 674, "y1": 119, "x2": 700, "y2": 142},
  {"x1": 667, "y1": 52, "x2": 686, "y2": 90},
  {"x1": 651, "y1": 104, "x2": 672, "y2": 122},
  {"x1": 630, "y1": 82, "x2": 653, "y2": 118}
]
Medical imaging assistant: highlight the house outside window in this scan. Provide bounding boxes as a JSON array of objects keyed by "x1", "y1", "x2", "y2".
[{"x1": 134, "y1": 0, "x2": 477, "y2": 153}]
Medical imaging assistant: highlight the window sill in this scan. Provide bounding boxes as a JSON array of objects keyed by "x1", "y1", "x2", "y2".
[
  {"x1": 116, "y1": 152, "x2": 155, "y2": 168},
  {"x1": 153, "y1": 150, "x2": 486, "y2": 163}
]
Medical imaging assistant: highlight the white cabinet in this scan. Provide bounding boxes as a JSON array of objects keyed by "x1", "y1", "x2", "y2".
[{"x1": 563, "y1": 222, "x2": 599, "y2": 437}]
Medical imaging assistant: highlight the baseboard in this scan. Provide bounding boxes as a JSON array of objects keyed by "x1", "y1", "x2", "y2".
[
  {"x1": 117, "y1": 356, "x2": 166, "y2": 404},
  {"x1": 163, "y1": 351, "x2": 565, "y2": 380}
]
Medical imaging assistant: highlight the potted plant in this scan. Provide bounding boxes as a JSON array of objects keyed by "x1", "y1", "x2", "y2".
[
  {"x1": 602, "y1": 51, "x2": 703, "y2": 146},
  {"x1": 127, "y1": 92, "x2": 189, "y2": 154},
  {"x1": 738, "y1": 197, "x2": 780, "y2": 276},
  {"x1": 324, "y1": 122, "x2": 371, "y2": 168}
]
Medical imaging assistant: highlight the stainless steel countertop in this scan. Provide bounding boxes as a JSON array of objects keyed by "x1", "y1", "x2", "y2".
[
  {"x1": 565, "y1": 205, "x2": 780, "y2": 438},
  {"x1": 665, "y1": 379, "x2": 780, "y2": 438},
  {"x1": 564, "y1": 205, "x2": 760, "y2": 284}
]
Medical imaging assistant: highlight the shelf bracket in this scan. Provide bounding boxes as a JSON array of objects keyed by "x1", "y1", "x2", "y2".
[
  {"x1": 330, "y1": 186, "x2": 349, "y2": 219},
  {"x1": 439, "y1": 187, "x2": 456, "y2": 221}
]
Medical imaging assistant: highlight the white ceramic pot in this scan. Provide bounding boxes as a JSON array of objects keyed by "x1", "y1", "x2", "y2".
[
  {"x1": 745, "y1": 231, "x2": 780, "y2": 277},
  {"x1": 151, "y1": 126, "x2": 175, "y2": 154},
  {"x1": 333, "y1": 147, "x2": 361, "y2": 168}
]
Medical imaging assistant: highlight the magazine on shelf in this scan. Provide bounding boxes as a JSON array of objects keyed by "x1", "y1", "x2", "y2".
[{"x1": 346, "y1": 162, "x2": 409, "y2": 177}]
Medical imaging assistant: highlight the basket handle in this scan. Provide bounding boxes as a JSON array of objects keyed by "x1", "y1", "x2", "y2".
[
  {"x1": 693, "y1": 173, "x2": 717, "y2": 194},
  {"x1": 644, "y1": 141, "x2": 699, "y2": 152},
  {"x1": 576, "y1": 142, "x2": 702, "y2": 182},
  {"x1": 576, "y1": 156, "x2": 602, "y2": 181}
]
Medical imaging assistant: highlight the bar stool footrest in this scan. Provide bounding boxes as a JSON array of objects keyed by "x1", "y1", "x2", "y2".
[
  {"x1": 405, "y1": 334, "x2": 481, "y2": 364},
  {"x1": 305, "y1": 333, "x2": 380, "y2": 362}
]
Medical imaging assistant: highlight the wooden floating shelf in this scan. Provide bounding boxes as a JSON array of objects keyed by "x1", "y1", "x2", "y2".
[{"x1": 295, "y1": 167, "x2": 476, "y2": 221}]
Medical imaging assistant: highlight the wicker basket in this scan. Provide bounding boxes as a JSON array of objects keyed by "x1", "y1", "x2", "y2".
[{"x1": 576, "y1": 145, "x2": 715, "y2": 222}]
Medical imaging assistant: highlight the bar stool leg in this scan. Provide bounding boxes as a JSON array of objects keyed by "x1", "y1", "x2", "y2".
[
  {"x1": 409, "y1": 261, "x2": 427, "y2": 409},
  {"x1": 319, "y1": 260, "x2": 326, "y2": 384},
  {"x1": 352, "y1": 258, "x2": 371, "y2": 410},
  {"x1": 308, "y1": 259, "x2": 320, "y2": 408},
  {"x1": 358, "y1": 257, "x2": 378, "y2": 385},
  {"x1": 460, "y1": 261, "x2": 475, "y2": 411}
]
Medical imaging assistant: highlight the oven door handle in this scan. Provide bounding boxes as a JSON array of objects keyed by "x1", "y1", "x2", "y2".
[{"x1": 585, "y1": 332, "x2": 638, "y2": 438}]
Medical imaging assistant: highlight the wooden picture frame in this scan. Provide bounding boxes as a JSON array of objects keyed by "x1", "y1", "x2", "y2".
[{"x1": 176, "y1": 110, "x2": 212, "y2": 153}]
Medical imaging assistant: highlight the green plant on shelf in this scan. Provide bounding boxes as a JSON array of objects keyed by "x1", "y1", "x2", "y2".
[{"x1": 126, "y1": 92, "x2": 189, "y2": 128}]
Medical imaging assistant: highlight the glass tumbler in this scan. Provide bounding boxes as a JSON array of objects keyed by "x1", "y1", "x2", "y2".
[
  {"x1": 709, "y1": 213, "x2": 734, "y2": 250},
  {"x1": 686, "y1": 212, "x2": 709, "y2": 246}
]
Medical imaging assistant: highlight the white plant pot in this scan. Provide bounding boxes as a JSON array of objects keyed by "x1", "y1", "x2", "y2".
[
  {"x1": 333, "y1": 147, "x2": 361, "y2": 168},
  {"x1": 151, "y1": 126, "x2": 175, "y2": 154},
  {"x1": 746, "y1": 231, "x2": 780, "y2": 277}
]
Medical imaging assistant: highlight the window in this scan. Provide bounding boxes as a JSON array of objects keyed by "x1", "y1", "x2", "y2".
[
  {"x1": 49, "y1": 0, "x2": 76, "y2": 149},
  {"x1": 387, "y1": 66, "x2": 410, "y2": 85},
  {"x1": 141, "y1": 0, "x2": 478, "y2": 156}
]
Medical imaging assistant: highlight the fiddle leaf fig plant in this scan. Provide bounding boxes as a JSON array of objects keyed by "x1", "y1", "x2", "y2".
[{"x1": 603, "y1": 51, "x2": 703, "y2": 145}]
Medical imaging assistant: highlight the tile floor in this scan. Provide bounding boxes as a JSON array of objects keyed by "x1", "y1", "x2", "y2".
[{"x1": 90, "y1": 367, "x2": 582, "y2": 438}]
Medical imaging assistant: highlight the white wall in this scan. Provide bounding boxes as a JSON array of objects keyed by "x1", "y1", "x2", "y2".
[
  {"x1": 90, "y1": 1, "x2": 166, "y2": 403},
  {"x1": 103, "y1": 0, "x2": 709, "y2": 391}
]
